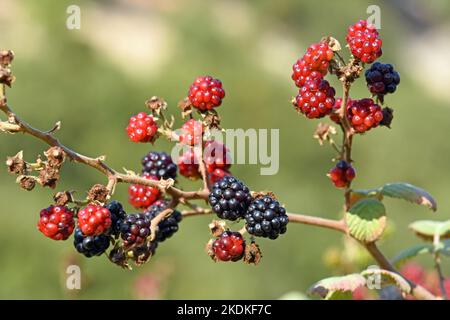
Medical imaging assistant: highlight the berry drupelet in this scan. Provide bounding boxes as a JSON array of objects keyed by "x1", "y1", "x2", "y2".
[
  {"x1": 105, "y1": 200, "x2": 127, "y2": 237},
  {"x1": 328, "y1": 160, "x2": 356, "y2": 188},
  {"x1": 346, "y1": 19, "x2": 382, "y2": 64},
  {"x1": 128, "y1": 172, "x2": 161, "y2": 209},
  {"x1": 141, "y1": 151, "x2": 177, "y2": 180},
  {"x1": 365, "y1": 62, "x2": 400, "y2": 96},
  {"x1": 245, "y1": 196, "x2": 289, "y2": 239},
  {"x1": 120, "y1": 213, "x2": 152, "y2": 247},
  {"x1": 77, "y1": 205, "x2": 112, "y2": 236},
  {"x1": 208, "y1": 176, "x2": 252, "y2": 221},
  {"x1": 188, "y1": 76, "x2": 225, "y2": 111},
  {"x1": 144, "y1": 200, "x2": 182, "y2": 242},
  {"x1": 73, "y1": 228, "x2": 110, "y2": 257},
  {"x1": 212, "y1": 231, "x2": 245, "y2": 262},
  {"x1": 295, "y1": 78, "x2": 336, "y2": 118},
  {"x1": 37, "y1": 205, "x2": 75, "y2": 240},
  {"x1": 126, "y1": 112, "x2": 158, "y2": 143}
]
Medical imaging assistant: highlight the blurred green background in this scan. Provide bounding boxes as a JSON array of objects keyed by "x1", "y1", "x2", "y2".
[{"x1": 0, "y1": 0, "x2": 449, "y2": 299}]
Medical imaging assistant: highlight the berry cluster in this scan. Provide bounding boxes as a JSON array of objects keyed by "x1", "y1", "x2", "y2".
[
  {"x1": 244, "y1": 196, "x2": 288, "y2": 239},
  {"x1": 144, "y1": 200, "x2": 182, "y2": 242},
  {"x1": 128, "y1": 172, "x2": 161, "y2": 209},
  {"x1": 346, "y1": 19, "x2": 382, "y2": 63},
  {"x1": 142, "y1": 151, "x2": 177, "y2": 180},
  {"x1": 295, "y1": 78, "x2": 336, "y2": 118},
  {"x1": 74, "y1": 228, "x2": 110, "y2": 257},
  {"x1": 365, "y1": 62, "x2": 400, "y2": 97},
  {"x1": 188, "y1": 76, "x2": 225, "y2": 111},
  {"x1": 77, "y1": 204, "x2": 112, "y2": 236},
  {"x1": 208, "y1": 176, "x2": 252, "y2": 221},
  {"x1": 328, "y1": 161, "x2": 356, "y2": 188},
  {"x1": 212, "y1": 231, "x2": 245, "y2": 262},
  {"x1": 126, "y1": 112, "x2": 158, "y2": 143},
  {"x1": 120, "y1": 213, "x2": 152, "y2": 247},
  {"x1": 347, "y1": 98, "x2": 383, "y2": 133},
  {"x1": 37, "y1": 205, "x2": 75, "y2": 240}
]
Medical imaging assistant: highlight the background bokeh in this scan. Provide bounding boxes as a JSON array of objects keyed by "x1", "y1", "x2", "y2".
[{"x1": 0, "y1": 0, "x2": 449, "y2": 299}]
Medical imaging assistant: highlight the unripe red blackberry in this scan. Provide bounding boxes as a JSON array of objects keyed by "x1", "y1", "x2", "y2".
[
  {"x1": 347, "y1": 98, "x2": 383, "y2": 133},
  {"x1": 141, "y1": 151, "x2": 177, "y2": 180},
  {"x1": 188, "y1": 76, "x2": 225, "y2": 111},
  {"x1": 120, "y1": 213, "x2": 152, "y2": 247},
  {"x1": 328, "y1": 160, "x2": 356, "y2": 188},
  {"x1": 37, "y1": 205, "x2": 75, "y2": 240},
  {"x1": 208, "y1": 167, "x2": 232, "y2": 185},
  {"x1": 126, "y1": 112, "x2": 158, "y2": 143},
  {"x1": 365, "y1": 62, "x2": 400, "y2": 97},
  {"x1": 77, "y1": 204, "x2": 112, "y2": 236},
  {"x1": 204, "y1": 140, "x2": 231, "y2": 173},
  {"x1": 295, "y1": 78, "x2": 336, "y2": 118},
  {"x1": 177, "y1": 148, "x2": 201, "y2": 180},
  {"x1": 179, "y1": 119, "x2": 203, "y2": 146},
  {"x1": 212, "y1": 231, "x2": 245, "y2": 262},
  {"x1": 144, "y1": 200, "x2": 182, "y2": 243},
  {"x1": 244, "y1": 196, "x2": 288, "y2": 239},
  {"x1": 292, "y1": 60, "x2": 324, "y2": 88},
  {"x1": 128, "y1": 172, "x2": 161, "y2": 209},
  {"x1": 346, "y1": 20, "x2": 382, "y2": 64},
  {"x1": 208, "y1": 176, "x2": 252, "y2": 221}
]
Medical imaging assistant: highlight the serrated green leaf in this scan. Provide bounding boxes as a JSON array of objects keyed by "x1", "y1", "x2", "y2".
[
  {"x1": 346, "y1": 199, "x2": 386, "y2": 243},
  {"x1": 381, "y1": 183, "x2": 437, "y2": 211},
  {"x1": 308, "y1": 274, "x2": 366, "y2": 299},
  {"x1": 409, "y1": 220, "x2": 450, "y2": 241},
  {"x1": 361, "y1": 268, "x2": 411, "y2": 294},
  {"x1": 391, "y1": 244, "x2": 434, "y2": 268}
]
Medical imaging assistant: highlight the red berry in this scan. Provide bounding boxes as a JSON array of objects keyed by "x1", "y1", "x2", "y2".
[
  {"x1": 178, "y1": 148, "x2": 201, "y2": 180},
  {"x1": 328, "y1": 161, "x2": 356, "y2": 188},
  {"x1": 126, "y1": 112, "x2": 158, "y2": 143},
  {"x1": 179, "y1": 119, "x2": 204, "y2": 146},
  {"x1": 37, "y1": 205, "x2": 75, "y2": 240},
  {"x1": 77, "y1": 205, "x2": 112, "y2": 236},
  {"x1": 128, "y1": 172, "x2": 161, "y2": 209},
  {"x1": 208, "y1": 167, "x2": 232, "y2": 185},
  {"x1": 204, "y1": 140, "x2": 231, "y2": 173},
  {"x1": 348, "y1": 98, "x2": 383, "y2": 133},
  {"x1": 212, "y1": 231, "x2": 245, "y2": 262},
  {"x1": 295, "y1": 78, "x2": 336, "y2": 118},
  {"x1": 346, "y1": 19, "x2": 382, "y2": 64},
  {"x1": 188, "y1": 76, "x2": 225, "y2": 111}
]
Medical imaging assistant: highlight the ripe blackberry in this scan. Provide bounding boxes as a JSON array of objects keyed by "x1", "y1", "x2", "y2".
[
  {"x1": 177, "y1": 149, "x2": 200, "y2": 180},
  {"x1": 245, "y1": 196, "x2": 289, "y2": 239},
  {"x1": 73, "y1": 228, "x2": 110, "y2": 257},
  {"x1": 179, "y1": 119, "x2": 203, "y2": 146},
  {"x1": 347, "y1": 98, "x2": 383, "y2": 133},
  {"x1": 208, "y1": 176, "x2": 252, "y2": 221},
  {"x1": 208, "y1": 167, "x2": 231, "y2": 185},
  {"x1": 77, "y1": 204, "x2": 112, "y2": 236},
  {"x1": 105, "y1": 200, "x2": 127, "y2": 237},
  {"x1": 188, "y1": 76, "x2": 225, "y2": 111},
  {"x1": 328, "y1": 160, "x2": 356, "y2": 188},
  {"x1": 142, "y1": 151, "x2": 177, "y2": 180},
  {"x1": 295, "y1": 78, "x2": 336, "y2": 118},
  {"x1": 120, "y1": 213, "x2": 152, "y2": 247},
  {"x1": 132, "y1": 241, "x2": 158, "y2": 262},
  {"x1": 346, "y1": 19, "x2": 382, "y2": 64},
  {"x1": 37, "y1": 205, "x2": 75, "y2": 240},
  {"x1": 144, "y1": 200, "x2": 182, "y2": 242},
  {"x1": 212, "y1": 231, "x2": 245, "y2": 262},
  {"x1": 204, "y1": 140, "x2": 231, "y2": 173},
  {"x1": 365, "y1": 62, "x2": 400, "y2": 96},
  {"x1": 126, "y1": 112, "x2": 158, "y2": 143},
  {"x1": 128, "y1": 172, "x2": 161, "y2": 209}
]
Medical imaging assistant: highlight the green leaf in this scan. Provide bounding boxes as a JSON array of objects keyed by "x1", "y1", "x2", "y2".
[
  {"x1": 381, "y1": 183, "x2": 437, "y2": 212},
  {"x1": 325, "y1": 290, "x2": 353, "y2": 300},
  {"x1": 391, "y1": 244, "x2": 434, "y2": 268},
  {"x1": 409, "y1": 220, "x2": 450, "y2": 241},
  {"x1": 308, "y1": 274, "x2": 366, "y2": 299},
  {"x1": 346, "y1": 199, "x2": 387, "y2": 243},
  {"x1": 361, "y1": 268, "x2": 411, "y2": 294}
]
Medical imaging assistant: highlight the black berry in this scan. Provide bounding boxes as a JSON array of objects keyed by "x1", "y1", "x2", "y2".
[
  {"x1": 105, "y1": 200, "x2": 126, "y2": 237},
  {"x1": 144, "y1": 200, "x2": 182, "y2": 242},
  {"x1": 245, "y1": 196, "x2": 289, "y2": 239},
  {"x1": 208, "y1": 176, "x2": 252, "y2": 221},
  {"x1": 120, "y1": 213, "x2": 151, "y2": 247},
  {"x1": 142, "y1": 151, "x2": 177, "y2": 180},
  {"x1": 73, "y1": 228, "x2": 110, "y2": 257},
  {"x1": 365, "y1": 62, "x2": 400, "y2": 97}
]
